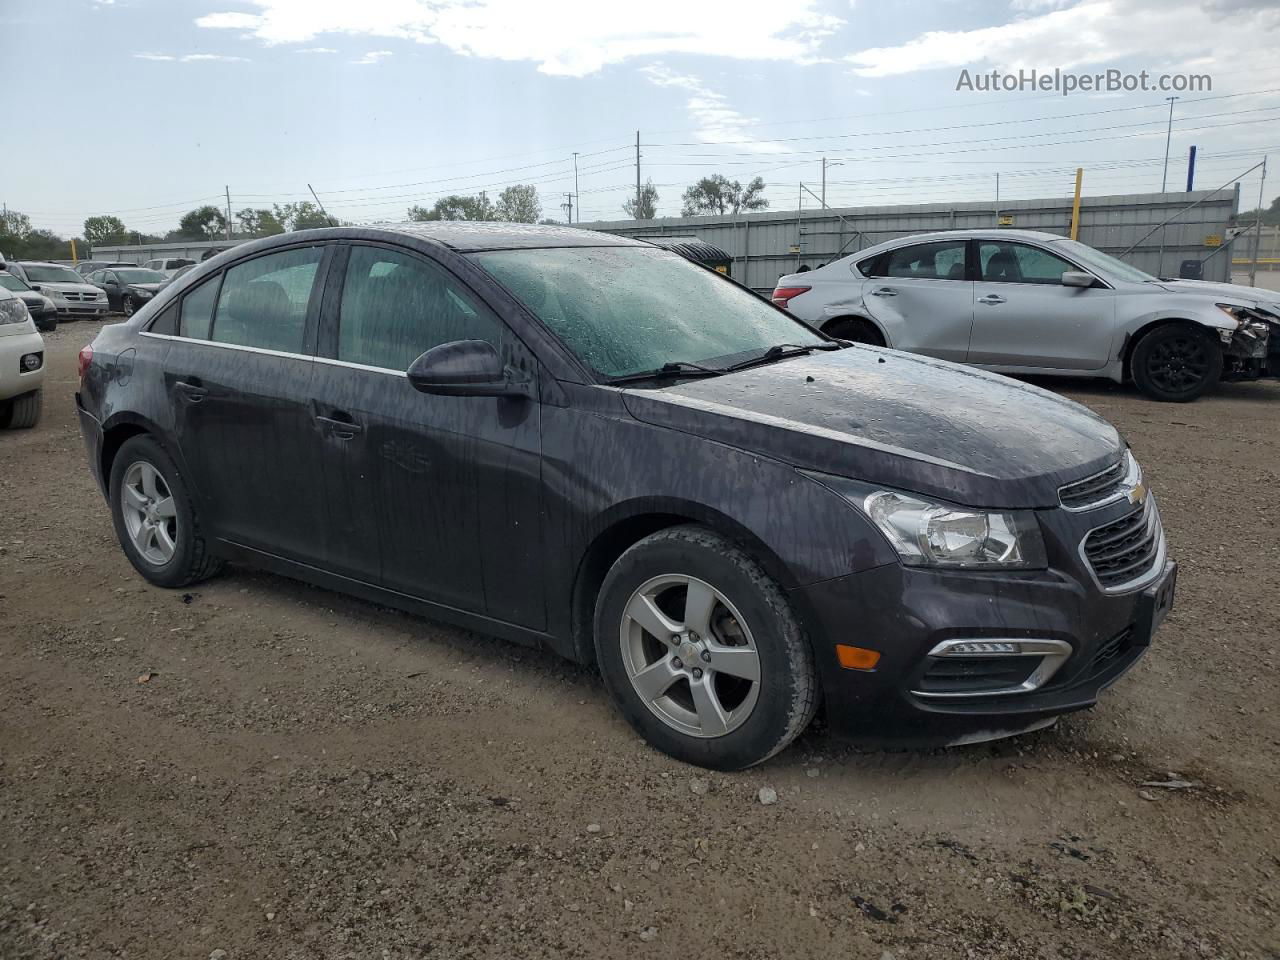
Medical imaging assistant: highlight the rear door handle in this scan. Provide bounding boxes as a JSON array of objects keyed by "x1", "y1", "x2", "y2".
[
  {"x1": 174, "y1": 380, "x2": 207, "y2": 402},
  {"x1": 871, "y1": 287, "x2": 898, "y2": 297},
  {"x1": 978, "y1": 295, "x2": 1007, "y2": 305},
  {"x1": 315, "y1": 414, "x2": 363, "y2": 440}
]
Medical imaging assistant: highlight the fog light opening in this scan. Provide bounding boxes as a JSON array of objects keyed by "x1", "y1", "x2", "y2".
[{"x1": 21, "y1": 353, "x2": 43, "y2": 372}]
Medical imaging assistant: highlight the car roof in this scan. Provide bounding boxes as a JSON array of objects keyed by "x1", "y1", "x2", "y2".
[
  {"x1": 853, "y1": 229, "x2": 1069, "y2": 259},
  {"x1": 16, "y1": 260, "x2": 76, "y2": 268},
  {"x1": 363, "y1": 220, "x2": 646, "y2": 252}
]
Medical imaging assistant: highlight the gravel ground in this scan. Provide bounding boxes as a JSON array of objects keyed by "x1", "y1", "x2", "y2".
[{"x1": 1, "y1": 320, "x2": 1277, "y2": 960}]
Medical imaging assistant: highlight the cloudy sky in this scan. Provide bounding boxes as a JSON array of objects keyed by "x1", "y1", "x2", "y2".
[{"x1": 3, "y1": 0, "x2": 1279, "y2": 237}]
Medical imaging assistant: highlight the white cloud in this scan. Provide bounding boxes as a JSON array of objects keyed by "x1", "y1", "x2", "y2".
[
  {"x1": 846, "y1": 0, "x2": 1279, "y2": 77},
  {"x1": 351, "y1": 50, "x2": 393, "y2": 65},
  {"x1": 134, "y1": 52, "x2": 249, "y2": 62},
  {"x1": 296, "y1": 46, "x2": 337, "y2": 53},
  {"x1": 195, "y1": 0, "x2": 842, "y2": 77},
  {"x1": 640, "y1": 64, "x2": 787, "y2": 153}
]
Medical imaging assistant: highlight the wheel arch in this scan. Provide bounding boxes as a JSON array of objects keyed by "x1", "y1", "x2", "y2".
[
  {"x1": 818, "y1": 313, "x2": 888, "y2": 346},
  {"x1": 1119, "y1": 316, "x2": 1218, "y2": 380},
  {"x1": 569, "y1": 499, "x2": 797, "y2": 667},
  {"x1": 100, "y1": 412, "x2": 171, "y2": 488}
]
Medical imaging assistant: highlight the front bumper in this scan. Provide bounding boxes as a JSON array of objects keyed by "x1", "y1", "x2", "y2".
[
  {"x1": 52, "y1": 299, "x2": 109, "y2": 318},
  {"x1": 789, "y1": 555, "x2": 1175, "y2": 747},
  {"x1": 0, "y1": 326, "x2": 46, "y2": 401}
]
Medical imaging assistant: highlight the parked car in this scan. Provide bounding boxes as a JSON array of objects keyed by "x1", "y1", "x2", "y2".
[
  {"x1": 169, "y1": 263, "x2": 198, "y2": 283},
  {"x1": 0, "y1": 270, "x2": 58, "y2": 331},
  {"x1": 5, "y1": 261, "x2": 109, "y2": 320},
  {"x1": 76, "y1": 223, "x2": 1174, "y2": 769},
  {"x1": 86, "y1": 266, "x2": 169, "y2": 316},
  {"x1": 0, "y1": 285, "x2": 44, "y2": 428},
  {"x1": 75, "y1": 260, "x2": 136, "y2": 277},
  {"x1": 773, "y1": 229, "x2": 1277, "y2": 402},
  {"x1": 143, "y1": 257, "x2": 196, "y2": 278}
]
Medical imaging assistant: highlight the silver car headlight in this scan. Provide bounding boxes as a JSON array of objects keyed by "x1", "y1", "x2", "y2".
[
  {"x1": 805, "y1": 472, "x2": 1047, "y2": 569},
  {"x1": 0, "y1": 298, "x2": 30, "y2": 326}
]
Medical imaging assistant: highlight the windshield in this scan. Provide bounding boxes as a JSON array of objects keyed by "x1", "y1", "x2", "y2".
[
  {"x1": 116, "y1": 268, "x2": 167, "y2": 283},
  {"x1": 0, "y1": 274, "x2": 31, "y2": 292},
  {"x1": 1049, "y1": 239, "x2": 1156, "y2": 283},
  {"x1": 472, "y1": 246, "x2": 824, "y2": 378},
  {"x1": 24, "y1": 264, "x2": 85, "y2": 284}
]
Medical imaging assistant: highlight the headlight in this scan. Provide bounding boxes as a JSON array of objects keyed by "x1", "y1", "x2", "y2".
[
  {"x1": 805, "y1": 472, "x2": 1047, "y2": 569},
  {"x1": 1216, "y1": 303, "x2": 1251, "y2": 324},
  {"x1": 0, "y1": 298, "x2": 30, "y2": 326},
  {"x1": 129, "y1": 286, "x2": 153, "y2": 299}
]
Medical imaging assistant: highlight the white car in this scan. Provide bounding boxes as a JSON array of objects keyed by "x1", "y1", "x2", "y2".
[
  {"x1": 0, "y1": 285, "x2": 45, "y2": 428},
  {"x1": 142, "y1": 257, "x2": 197, "y2": 278},
  {"x1": 5, "y1": 260, "x2": 110, "y2": 320},
  {"x1": 774, "y1": 229, "x2": 1278, "y2": 402}
]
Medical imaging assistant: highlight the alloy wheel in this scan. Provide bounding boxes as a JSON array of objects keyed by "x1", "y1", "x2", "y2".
[
  {"x1": 619, "y1": 574, "x2": 762, "y2": 738},
  {"x1": 120, "y1": 461, "x2": 178, "y2": 565},
  {"x1": 1146, "y1": 334, "x2": 1209, "y2": 394},
  {"x1": 122, "y1": 296, "x2": 135, "y2": 317}
]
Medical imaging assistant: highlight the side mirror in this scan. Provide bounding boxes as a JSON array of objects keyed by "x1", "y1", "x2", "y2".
[
  {"x1": 406, "y1": 340, "x2": 529, "y2": 398},
  {"x1": 29, "y1": 284, "x2": 41, "y2": 291},
  {"x1": 1062, "y1": 271, "x2": 1096, "y2": 288}
]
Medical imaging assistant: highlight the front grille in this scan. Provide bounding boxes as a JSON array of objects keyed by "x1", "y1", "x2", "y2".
[
  {"x1": 1060, "y1": 458, "x2": 1127, "y2": 510},
  {"x1": 1082, "y1": 501, "x2": 1160, "y2": 590},
  {"x1": 915, "y1": 656, "x2": 1040, "y2": 696}
]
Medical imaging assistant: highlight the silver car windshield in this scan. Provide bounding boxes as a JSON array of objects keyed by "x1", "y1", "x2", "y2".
[
  {"x1": 24, "y1": 264, "x2": 85, "y2": 284},
  {"x1": 473, "y1": 246, "x2": 824, "y2": 378},
  {"x1": 1048, "y1": 239, "x2": 1155, "y2": 283}
]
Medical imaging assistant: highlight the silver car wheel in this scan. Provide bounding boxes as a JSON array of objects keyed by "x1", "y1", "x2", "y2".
[
  {"x1": 121, "y1": 461, "x2": 178, "y2": 566},
  {"x1": 619, "y1": 574, "x2": 762, "y2": 738}
]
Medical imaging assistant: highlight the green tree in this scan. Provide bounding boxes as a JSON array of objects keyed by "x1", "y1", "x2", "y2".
[
  {"x1": 406, "y1": 192, "x2": 496, "y2": 222},
  {"x1": 0, "y1": 210, "x2": 32, "y2": 242},
  {"x1": 680, "y1": 175, "x2": 768, "y2": 217},
  {"x1": 83, "y1": 215, "x2": 128, "y2": 246},
  {"x1": 0, "y1": 211, "x2": 75, "y2": 260},
  {"x1": 268, "y1": 201, "x2": 331, "y2": 231},
  {"x1": 236, "y1": 207, "x2": 286, "y2": 237},
  {"x1": 1238, "y1": 196, "x2": 1280, "y2": 226},
  {"x1": 495, "y1": 184, "x2": 541, "y2": 223},
  {"x1": 177, "y1": 205, "x2": 228, "y2": 240},
  {"x1": 623, "y1": 179, "x2": 660, "y2": 220}
]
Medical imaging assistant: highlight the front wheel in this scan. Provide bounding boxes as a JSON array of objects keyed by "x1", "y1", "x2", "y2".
[
  {"x1": 1130, "y1": 323, "x2": 1221, "y2": 402},
  {"x1": 36, "y1": 316, "x2": 57, "y2": 333},
  {"x1": 0, "y1": 390, "x2": 41, "y2": 429},
  {"x1": 121, "y1": 295, "x2": 136, "y2": 317},
  {"x1": 594, "y1": 525, "x2": 819, "y2": 770}
]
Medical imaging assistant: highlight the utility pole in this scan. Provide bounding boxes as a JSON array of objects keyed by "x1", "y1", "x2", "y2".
[
  {"x1": 1186, "y1": 145, "x2": 1197, "y2": 192},
  {"x1": 821, "y1": 156, "x2": 826, "y2": 209},
  {"x1": 635, "y1": 131, "x2": 641, "y2": 217},
  {"x1": 995, "y1": 172, "x2": 1000, "y2": 225},
  {"x1": 1249, "y1": 156, "x2": 1268, "y2": 288},
  {"x1": 224, "y1": 185, "x2": 233, "y2": 241},
  {"x1": 572, "y1": 152, "x2": 580, "y2": 225},
  {"x1": 562, "y1": 193, "x2": 574, "y2": 224},
  {"x1": 1069, "y1": 167, "x2": 1083, "y2": 241},
  {"x1": 1161, "y1": 96, "x2": 1180, "y2": 193}
]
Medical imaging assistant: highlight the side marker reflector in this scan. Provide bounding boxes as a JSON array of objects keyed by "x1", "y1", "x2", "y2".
[{"x1": 836, "y1": 644, "x2": 881, "y2": 671}]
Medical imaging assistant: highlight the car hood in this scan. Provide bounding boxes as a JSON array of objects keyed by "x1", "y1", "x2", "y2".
[
  {"x1": 620, "y1": 347, "x2": 1124, "y2": 509},
  {"x1": 1145, "y1": 279, "x2": 1280, "y2": 312},
  {"x1": 35, "y1": 281, "x2": 103, "y2": 296}
]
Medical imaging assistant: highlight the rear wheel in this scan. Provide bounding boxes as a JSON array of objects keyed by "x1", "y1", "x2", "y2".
[
  {"x1": 0, "y1": 390, "x2": 41, "y2": 429},
  {"x1": 108, "y1": 435, "x2": 223, "y2": 587},
  {"x1": 1131, "y1": 323, "x2": 1221, "y2": 402},
  {"x1": 825, "y1": 317, "x2": 885, "y2": 346},
  {"x1": 594, "y1": 525, "x2": 818, "y2": 770}
]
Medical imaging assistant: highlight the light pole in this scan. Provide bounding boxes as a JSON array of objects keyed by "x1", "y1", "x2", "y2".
[
  {"x1": 821, "y1": 157, "x2": 843, "y2": 209},
  {"x1": 572, "y1": 152, "x2": 580, "y2": 224},
  {"x1": 1161, "y1": 96, "x2": 1180, "y2": 193}
]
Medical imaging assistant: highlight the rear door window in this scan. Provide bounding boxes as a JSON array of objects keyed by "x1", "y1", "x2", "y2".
[
  {"x1": 884, "y1": 241, "x2": 968, "y2": 280},
  {"x1": 336, "y1": 245, "x2": 505, "y2": 371},
  {"x1": 211, "y1": 246, "x2": 324, "y2": 353}
]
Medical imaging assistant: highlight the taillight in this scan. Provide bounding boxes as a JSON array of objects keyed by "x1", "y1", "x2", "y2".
[
  {"x1": 771, "y1": 285, "x2": 811, "y2": 309},
  {"x1": 77, "y1": 344, "x2": 93, "y2": 380}
]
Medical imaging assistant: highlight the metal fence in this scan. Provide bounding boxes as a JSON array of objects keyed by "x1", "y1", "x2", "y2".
[{"x1": 580, "y1": 189, "x2": 1242, "y2": 292}]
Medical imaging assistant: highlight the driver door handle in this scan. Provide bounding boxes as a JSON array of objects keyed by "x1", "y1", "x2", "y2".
[
  {"x1": 174, "y1": 380, "x2": 208, "y2": 402},
  {"x1": 978, "y1": 294, "x2": 1007, "y2": 305},
  {"x1": 315, "y1": 414, "x2": 364, "y2": 440},
  {"x1": 871, "y1": 287, "x2": 898, "y2": 297}
]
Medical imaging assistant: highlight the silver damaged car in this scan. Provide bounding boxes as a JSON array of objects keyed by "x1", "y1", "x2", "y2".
[{"x1": 773, "y1": 230, "x2": 1276, "y2": 402}]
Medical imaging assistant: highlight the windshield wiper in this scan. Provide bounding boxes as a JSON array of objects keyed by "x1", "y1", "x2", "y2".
[
  {"x1": 608, "y1": 360, "x2": 725, "y2": 385},
  {"x1": 723, "y1": 342, "x2": 833, "y2": 372}
]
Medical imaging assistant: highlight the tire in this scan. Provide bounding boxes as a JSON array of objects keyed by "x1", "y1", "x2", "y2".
[
  {"x1": 825, "y1": 317, "x2": 885, "y2": 346},
  {"x1": 122, "y1": 295, "x2": 136, "y2": 318},
  {"x1": 594, "y1": 525, "x2": 818, "y2": 770},
  {"x1": 108, "y1": 434, "x2": 224, "y2": 588},
  {"x1": 36, "y1": 316, "x2": 57, "y2": 333},
  {"x1": 0, "y1": 390, "x2": 41, "y2": 429},
  {"x1": 1130, "y1": 323, "x2": 1222, "y2": 402}
]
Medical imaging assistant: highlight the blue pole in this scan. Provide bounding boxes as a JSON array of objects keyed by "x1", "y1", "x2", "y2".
[{"x1": 1186, "y1": 145, "x2": 1197, "y2": 192}]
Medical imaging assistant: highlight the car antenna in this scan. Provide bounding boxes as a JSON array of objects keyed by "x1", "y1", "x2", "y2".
[{"x1": 308, "y1": 183, "x2": 338, "y2": 227}]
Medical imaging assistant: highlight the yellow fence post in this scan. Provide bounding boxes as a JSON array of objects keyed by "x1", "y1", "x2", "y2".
[
  {"x1": 70, "y1": 237, "x2": 78, "y2": 263},
  {"x1": 1069, "y1": 168, "x2": 1083, "y2": 241}
]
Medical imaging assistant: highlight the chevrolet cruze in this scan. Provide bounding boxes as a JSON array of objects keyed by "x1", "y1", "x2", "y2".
[{"x1": 76, "y1": 223, "x2": 1176, "y2": 769}]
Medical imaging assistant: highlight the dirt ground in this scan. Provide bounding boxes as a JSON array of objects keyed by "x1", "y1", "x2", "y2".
[{"x1": 2, "y1": 320, "x2": 1277, "y2": 960}]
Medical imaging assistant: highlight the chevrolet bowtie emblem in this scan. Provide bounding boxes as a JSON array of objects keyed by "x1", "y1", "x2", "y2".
[{"x1": 1127, "y1": 482, "x2": 1148, "y2": 505}]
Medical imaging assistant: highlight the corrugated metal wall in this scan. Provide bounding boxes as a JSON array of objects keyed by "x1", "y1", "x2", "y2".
[
  {"x1": 86, "y1": 238, "x2": 241, "y2": 266},
  {"x1": 581, "y1": 190, "x2": 1241, "y2": 291}
]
